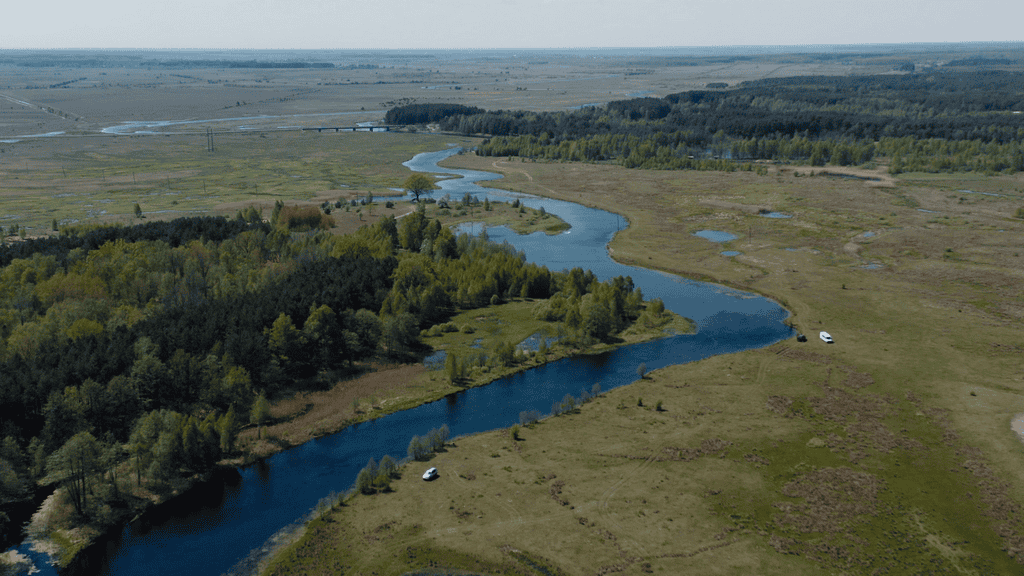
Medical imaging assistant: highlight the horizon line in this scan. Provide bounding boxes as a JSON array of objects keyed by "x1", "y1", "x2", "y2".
[{"x1": 3, "y1": 41, "x2": 1024, "y2": 52}]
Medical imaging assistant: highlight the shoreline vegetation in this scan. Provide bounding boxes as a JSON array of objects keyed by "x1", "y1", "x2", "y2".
[
  {"x1": 2, "y1": 190, "x2": 692, "y2": 572},
  {"x1": 258, "y1": 148, "x2": 1024, "y2": 575}
]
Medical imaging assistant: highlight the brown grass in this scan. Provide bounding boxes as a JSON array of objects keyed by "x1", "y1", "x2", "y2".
[{"x1": 238, "y1": 364, "x2": 427, "y2": 457}]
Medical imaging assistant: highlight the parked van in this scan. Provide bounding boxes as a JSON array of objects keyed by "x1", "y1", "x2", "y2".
[{"x1": 820, "y1": 331, "x2": 834, "y2": 344}]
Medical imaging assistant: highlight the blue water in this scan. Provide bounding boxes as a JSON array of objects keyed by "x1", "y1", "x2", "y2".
[
  {"x1": 721, "y1": 251, "x2": 742, "y2": 257},
  {"x1": 759, "y1": 212, "x2": 792, "y2": 219},
  {"x1": 693, "y1": 230, "x2": 738, "y2": 243},
  {"x1": 14, "y1": 147, "x2": 790, "y2": 576}
]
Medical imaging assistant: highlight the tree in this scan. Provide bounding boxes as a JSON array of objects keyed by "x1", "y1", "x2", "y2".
[
  {"x1": 407, "y1": 435, "x2": 428, "y2": 461},
  {"x1": 355, "y1": 463, "x2": 376, "y2": 494},
  {"x1": 134, "y1": 203, "x2": 143, "y2": 219},
  {"x1": 250, "y1": 391, "x2": 271, "y2": 439},
  {"x1": 46, "y1": 431, "x2": 103, "y2": 517},
  {"x1": 403, "y1": 173, "x2": 435, "y2": 202},
  {"x1": 217, "y1": 406, "x2": 239, "y2": 453}
]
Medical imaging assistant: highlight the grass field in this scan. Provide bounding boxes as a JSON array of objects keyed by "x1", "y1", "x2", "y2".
[
  {"x1": 262, "y1": 154, "x2": 1024, "y2": 575},
  {"x1": 0, "y1": 131, "x2": 482, "y2": 235}
]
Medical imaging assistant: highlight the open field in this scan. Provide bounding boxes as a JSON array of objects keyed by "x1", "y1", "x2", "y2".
[
  {"x1": 0, "y1": 131, "x2": 481, "y2": 235},
  {"x1": 6, "y1": 44, "x2": 1017, "y2": 236},
  {"x1": 263, "y1": 154, "x2": 1024, "y2": 575},
  {"x1": 1, "y1": 48, "x2": 947, "y2": 139}
]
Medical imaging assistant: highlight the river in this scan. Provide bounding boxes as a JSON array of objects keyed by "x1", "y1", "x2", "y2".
[{"x1": 9, "y1": 148, "x2": 790, "y2": 576}]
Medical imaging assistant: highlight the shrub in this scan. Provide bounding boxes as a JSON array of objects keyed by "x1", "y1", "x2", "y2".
[
  {"x1": 378, "y1": 454, "x2": 398, "y2": 478},
  {"x1": 552, "y1": 393, "x2": 577, "y2": 416},
  {"x1": 408, "y1": 425, "x2": 450, "y2": 460},
  {"x1": 519, "y1": 410, "x2": 542, "y2": 425},
  {"x1": 655, "y1": 400, "x2": 664, "y2": 411},
  {"x1": 355, "y1": 458, "x2": 378, "y2": 494},
  {"x1": 637, "y1": 362, "x2": 647, "y2": 379},
  {"x1": 277, "y1": 205, "x2": 334, "y2": 231},
  {"x1": 407, "y1": 435, "x2": 429, "y2": 461},
  {"x1": 510, "y1": 424, "x2": 520, "y2": 441}
]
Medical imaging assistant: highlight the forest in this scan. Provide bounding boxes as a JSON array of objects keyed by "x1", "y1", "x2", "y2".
[
  {"x1": 387, "y1": 70, "x2": 1024, "y2": 173},
  {"x1": 0, "y1": 206, "x2": 655, "y2": 545}
]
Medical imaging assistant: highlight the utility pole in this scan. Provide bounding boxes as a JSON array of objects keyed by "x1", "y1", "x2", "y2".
[{"x1": 207, "y1": 127, "x2": 215, "y2": 152}]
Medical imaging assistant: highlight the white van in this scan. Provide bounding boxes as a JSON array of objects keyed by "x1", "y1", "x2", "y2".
[{"x1": 820, "y1": 331, "x2": 834, "y2": 344}]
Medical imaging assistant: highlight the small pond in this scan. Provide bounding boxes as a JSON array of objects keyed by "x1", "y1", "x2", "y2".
[
  {"x1": 693, "y1": 230, "x2": 738, "y2": 243},
  {"x1": 721, "y1": 251, "x2": 742, "y2": 257}
]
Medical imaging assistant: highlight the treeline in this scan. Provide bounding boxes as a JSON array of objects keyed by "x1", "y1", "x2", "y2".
[
  {"x1": 141, "y1": 60, "x2": 336, "y2": 69},
  {"x1": 0, "y1": 216, "x2": 270, "y2": 268},
  {"x1": 415, "y1": 70, "x2": 1024, "y2": 174},
  {"x1": 384, "y1": 104, "x2": 485, "y2": 125},
  {"x1": 0, "y1": 209, "x2": 661, "y2": 540}
]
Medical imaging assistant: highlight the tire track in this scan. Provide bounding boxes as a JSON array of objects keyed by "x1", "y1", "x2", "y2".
[{"x1": 595, "y1": 448, "x2": 664, "y2": 558}]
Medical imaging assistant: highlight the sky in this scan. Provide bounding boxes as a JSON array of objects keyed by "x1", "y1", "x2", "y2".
[{"x1": 2, "y1": 0, "x2": 1023, "y2": 50}]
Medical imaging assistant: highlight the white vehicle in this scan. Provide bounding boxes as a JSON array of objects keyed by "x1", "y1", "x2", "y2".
[
  {"x1": 820, "y1": 331, "x2": 834, "y2": 344},
  {"x1": 422, "y1": 467, "x2": 438, "y2": 481}
]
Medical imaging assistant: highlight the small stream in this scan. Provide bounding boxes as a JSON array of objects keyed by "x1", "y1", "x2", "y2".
[{"x1": 10, "y1": 148, "x2": 791, "y2": 576}]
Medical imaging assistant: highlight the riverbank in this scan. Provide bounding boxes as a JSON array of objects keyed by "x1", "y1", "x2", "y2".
[
  {"x1": 22, "y1": 293, "x2": 691, "y2": 573},
  {"x1": 255, "y1": 154, "x2": 1024, "y2": 575},
  {"x1": 239, "y1": 299, "x2": 691, "y2": 460}
]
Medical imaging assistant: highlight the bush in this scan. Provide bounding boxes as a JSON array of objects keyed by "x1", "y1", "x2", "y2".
[
  {"x1": 378, "y1": 454, "x2": 398, "y2": 478},
  {"x1": 510, "y1": 424, "x2": 520, "y2": 441},
  {"x1": 408, "y1": 424, "x2": 450, "y2": 460},
  {"x1": 552, "y1": 393, "x2": 577, "y2": 416},
  {"x1": 277, "y1": 205, "x2": 334, "y2": 231},
  {"x1": 519, "y1": 410, "x2": 542, "y2": 425},
  {"x1": 407, "y1": 436, "x2": 429, "y2": 461}
]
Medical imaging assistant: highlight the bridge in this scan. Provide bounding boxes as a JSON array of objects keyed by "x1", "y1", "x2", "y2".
[{"x1": 302, "y1": 125, "x2": 397, "y2": 133}]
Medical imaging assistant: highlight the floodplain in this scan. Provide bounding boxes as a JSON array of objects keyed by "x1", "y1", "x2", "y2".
[{"x1": 2, "y1": 46, "x2": 1024, "y2": 575}]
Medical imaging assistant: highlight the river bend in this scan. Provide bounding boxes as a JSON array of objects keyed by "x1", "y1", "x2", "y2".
[{"x1": 13, "y1": 148, "x2": 791, "y2": 575}]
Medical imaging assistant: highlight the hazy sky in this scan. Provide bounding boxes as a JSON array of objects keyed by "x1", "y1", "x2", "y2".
[{"x1": 3, "y1": 0, "x2": 1022, "y2": 49}]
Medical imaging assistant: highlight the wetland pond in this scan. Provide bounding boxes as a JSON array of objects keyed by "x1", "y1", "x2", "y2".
[{"x1": 14, "y1": 148, "x2": 791, "y2": 576}]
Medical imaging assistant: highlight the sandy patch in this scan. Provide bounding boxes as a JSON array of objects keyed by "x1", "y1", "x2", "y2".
[{"x1": 1013, "y1": 413, "x2": 1024, "y2": 444}]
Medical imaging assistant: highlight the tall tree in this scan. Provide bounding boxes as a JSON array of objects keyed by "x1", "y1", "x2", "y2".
[
  {"x1": 403, "y1": 173, "x2": 435, "y2": 202},
  {"x1": 46, "y1": 431, "x2": 103, "y2": 517}
]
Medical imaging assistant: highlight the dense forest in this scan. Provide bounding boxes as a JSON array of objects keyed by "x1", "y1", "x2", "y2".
[
  {"x1": 384, "y1": 104, "x2": 485, "y2": 126},
  {"x1": 0, "y1": 208, "x2": 655, "y2": 544},
  {"x1": 389, "y1": 71, "x2": 1024, "y2": 173}
]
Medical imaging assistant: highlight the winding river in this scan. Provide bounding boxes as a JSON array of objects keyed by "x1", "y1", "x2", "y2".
[{"x1": 11, "y1": 148, "x2": 791, "y2": 575}]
